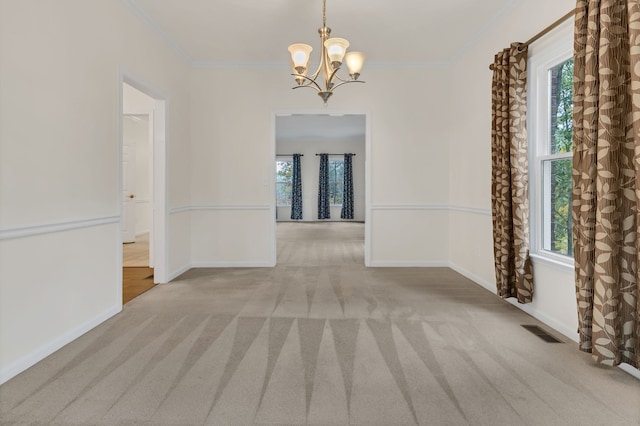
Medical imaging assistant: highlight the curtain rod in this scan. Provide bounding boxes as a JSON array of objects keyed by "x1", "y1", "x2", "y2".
[
  {"x1": 522, "y1": 9, "x2": 575, "y2": 49},
  {"x1": 315, "y1": 153, "x2": 356, "y2": 156},
  {"x1": 489, "y1": 9, "x2": 575, "y2": 70}
]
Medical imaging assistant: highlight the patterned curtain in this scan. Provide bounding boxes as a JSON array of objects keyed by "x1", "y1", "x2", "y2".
[
  {"x1": 291, "y1": 154, "x2": 303, "y2": 220},
  {"x1": 490, "y1": 43, "x2": 534, "y2": 304},
  {"x1": 572, "y1": 0, "x2": 639, "y2": 368},
  {"x1": 317, "y1": 153, "x2": 330, "y2": 219},
  {"x1": 341, "y1": 154, "x2": 354, "y2": 219}
]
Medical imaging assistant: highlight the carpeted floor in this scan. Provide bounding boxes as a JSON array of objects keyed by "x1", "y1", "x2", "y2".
[{"x1": 0, "y1": 222, "x2": 638, "y2": 425}]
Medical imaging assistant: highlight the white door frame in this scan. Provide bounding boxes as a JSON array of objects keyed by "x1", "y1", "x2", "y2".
[
  {"x1": 119, "y1": 69, "x2": 169, "y2": 284},
  {"x1": 270, "y1": 110, "x2": 372, "y2": 266}
]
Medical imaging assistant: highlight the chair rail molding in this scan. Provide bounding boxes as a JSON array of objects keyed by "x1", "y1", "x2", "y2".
[{"x1": 0, "y1": 215, "x2": 120, "y2": 241}]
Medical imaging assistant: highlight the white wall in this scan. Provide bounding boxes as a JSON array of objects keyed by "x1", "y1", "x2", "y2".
[
  {"x1": 189, "y1": 66, "x2": 451, "y2": 267},
  {"x1": 0, "y1": 0, "x2": 191, "y2": 383},
  {"x1": 447, "y1": 0, "x2": 580, "y2": 339},
  {"x1": 276, "y1": 139, "x2": 366, "y2": 222}
]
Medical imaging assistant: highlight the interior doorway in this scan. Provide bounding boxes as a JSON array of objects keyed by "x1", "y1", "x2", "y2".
[
  {"x1": 119, "y1": 74, "x2": 168, "y2": 300},
  {"x1": 273, "y1": 112, "x2": 371, "y2": 266}
]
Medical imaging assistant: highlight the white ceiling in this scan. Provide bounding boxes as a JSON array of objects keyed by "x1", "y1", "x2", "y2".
[
  {"x1": 125, "y1": 0, "x2": 519, "y2": 141},
  {"x1": 126, "y1": 0, "x2": 521, "y2": 65}
]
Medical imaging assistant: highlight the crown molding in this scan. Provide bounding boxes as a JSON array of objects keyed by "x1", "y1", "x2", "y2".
[
  {"x1": 121, "y1": 0, "x2": 193, "y2": 64},
  {"x1": 123, "y1": 0, "x2": 523, "y2": 70},
  {"x1": 449, "y1": 0, "x2": 524, "y2": 63}
]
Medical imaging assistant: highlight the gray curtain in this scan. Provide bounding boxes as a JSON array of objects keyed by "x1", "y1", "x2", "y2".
[
  {"x1": 341, "y1": 153, "x2": 354, "y2": 219},
  {"x1": 317, "y1": 153, "x2": 330, "y2": 219},
  {"x1": 291, "y1": 154, "x2": 303, "y2": 220}
]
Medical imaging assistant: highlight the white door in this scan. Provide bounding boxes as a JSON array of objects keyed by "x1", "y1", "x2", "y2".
[{"x1": 122, "y1": 119, "x2": 137, "y2": 243}]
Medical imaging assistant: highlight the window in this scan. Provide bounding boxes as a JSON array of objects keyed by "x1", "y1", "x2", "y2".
[
  {"x1": 276, "y1": 160, "x2": 292, "y2": 206},
  {"x1": 529, "y1": 20, "x2": 574, "y2": 265},
  {"x1": 328, "y1": 159, "x2": 344, "y2": 205}
]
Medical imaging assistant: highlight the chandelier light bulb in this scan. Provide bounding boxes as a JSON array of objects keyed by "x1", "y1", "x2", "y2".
[
  {"x1": 324, "y1": 38, "x2": 349, "y2": 67},
  {"x1": 345, "y1": 51, "x2": 366, "y2": 79},
  {"x1": 288, "y1": 44, "x2": 313, "y2": 72}
]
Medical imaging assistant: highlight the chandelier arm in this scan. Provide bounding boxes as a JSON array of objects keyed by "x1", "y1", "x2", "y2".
[
  {"x1": 327, "y1": 79, "x2": 365, "y2": 91},
  {"x1": 308, "y1": 58, "x2": 324, "y2": 81},
  {"x1": 331, "y1": 72, "x2": 354, "y2": 83},
  {"x1": 291, "y1": 73, "x2": 323, "y2": 92}
]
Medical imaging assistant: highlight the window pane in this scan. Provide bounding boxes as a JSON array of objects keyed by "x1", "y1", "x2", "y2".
[
  {"x1": 549, "y1": 58, "x2": 574, "y2": 154},
  {"x1": 276, "y1": 160, "x2": 293, "y2": 205},
  {"x1": 543, "y1": 158, "x2": 573, "y2": 256},
  {"x1": 328, "y1": 160, "x2": 344, "y2": 205}
]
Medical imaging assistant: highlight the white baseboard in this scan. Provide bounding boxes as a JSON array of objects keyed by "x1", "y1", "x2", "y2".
[
  {"x1": 448, "y1": 262, "x2": 580, "y2": 343},
  {"x1": 167, "y1": 261, "x2": 276, "y2": 282},
  {"x1": 448, "y1": 263, "x2": 495, "y2": 292},
  {"x1": 191, "y1": 261, "x2": 275, "y2": 268},
  {"x1": 0, "y1": 305, "x2": 122, "y2": 385},
  {"x1": 167, "y1": 264, "x2": 191, "y2": 282},
  {"x1": 618, "y1": 363, "x2": 640, "y2": 380},
  {"x1": 368, "y1": 261, "x2": 449, "y2": 267}
]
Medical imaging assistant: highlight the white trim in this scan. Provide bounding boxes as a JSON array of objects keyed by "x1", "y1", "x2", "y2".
[
  {"x1": 370, "y1": 204, "x2": 491, "y2": 215},
  {"x1": 271, "y1": 110, "x2": 372, "y2": 267},
  {"x1": 449, "y1": 205, "x2": 492, "y2": 216},
  {"x1": 448, "y1": 262, "x2": 579, "y2": 341},
  {"x1": 0, "y1": 304, "x2": 121, "y2": 385},
  {"x1": 121, "y1": 0, "x2": 192, "y2": 64},
  {"x1": 142, "y1": 203, "x2": 485, "y2": 217},
  {"x1": 168, "y1": 261, "x2": 276, "y2": 282},
  {"x1": 530, "y1": 253, "x2": 574, "y2": 272},
  {"x1": 168, "y1": 263, "x2": 192, "y2": 282},
  {"x1": 191, "y1": 261, "x2": 276, "y2": 268},
  {"x1": 193, "y1": 60, "x2": 453, "y2": 70},
  {"x1": 120, "y1": 69, "x2": 169, "y2": 284},
  {"x1": 0, "y1": 216, "x2": 119, "y2": 241},
  {"x1": 527, "y1": 19, "x2": 574, "y2": 262},
  {"x1": 618, "y1": 364, "x2": 640, "y2": 380},
  {"x1": 169, "y1": 206, "x2": 192, "y2": 214},
  {"x1": 448, "y1": 262, "x2": 495, "y2": 291},
  {"x1": 371, "y1": 204, "x2": 449, "y2": 211},
  {"x1": 505, "y1": 298, "x2": 579, "y2": 343},
  {"x1": 169, "y1": 204, "x2": 271, "y2": 214},
  {"x1": 368, "y1": 261, "x2": 449, "y2": 268}
]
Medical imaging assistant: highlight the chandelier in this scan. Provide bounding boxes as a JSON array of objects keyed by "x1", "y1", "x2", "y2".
[{"x1": 287, "y1": 0, "x2": 366, "y2": 104}]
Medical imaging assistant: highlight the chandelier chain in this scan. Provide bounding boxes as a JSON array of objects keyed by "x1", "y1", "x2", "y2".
[{"x1": 322, "y1": 0, "x2": 326, "y2": 28}]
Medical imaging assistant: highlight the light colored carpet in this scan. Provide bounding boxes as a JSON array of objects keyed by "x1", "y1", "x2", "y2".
[{"x1": 1, "y1": 222, "x2": 638, "y2": 425}]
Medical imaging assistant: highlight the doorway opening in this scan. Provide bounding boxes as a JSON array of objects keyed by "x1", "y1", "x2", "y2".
[
  {"x1": 119, "y1": 74, "x2": 168, "y2": 306},
  {"x1": 272, "y1": 112, "x2": 371, "y2": 266}
]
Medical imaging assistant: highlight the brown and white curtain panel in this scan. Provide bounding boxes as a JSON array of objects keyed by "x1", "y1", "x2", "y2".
[
  {"x1": 490, "y1": 43, "x2": 534, "y2": 304},
  {"x1": 572, "y1": 0, "x2": 639, "y2": 368}
]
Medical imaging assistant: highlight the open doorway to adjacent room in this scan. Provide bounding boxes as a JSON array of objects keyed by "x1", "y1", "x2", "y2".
[
  {"x1": 120, "y1": 80, "x2": 166, "y2": 303},
  {"x1": 274, "y1": 113, "x2": 369, "y2": 266}
]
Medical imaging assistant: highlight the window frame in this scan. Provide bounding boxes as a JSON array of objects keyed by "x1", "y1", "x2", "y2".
[
  {"x1": 275, "y1": 157, "x2": 293, "y2": 207},
  {"x1": 528, "y1": 19, "x2": 574, "y2": 270}
]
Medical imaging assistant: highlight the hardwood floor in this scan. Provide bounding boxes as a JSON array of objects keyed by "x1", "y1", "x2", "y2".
[
  {"x1": 123, "y1": 233, "x2": 149, "y2": 267},
  {"x1": 123, "y1": 233, "x2": 153, "y2": 304}
]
